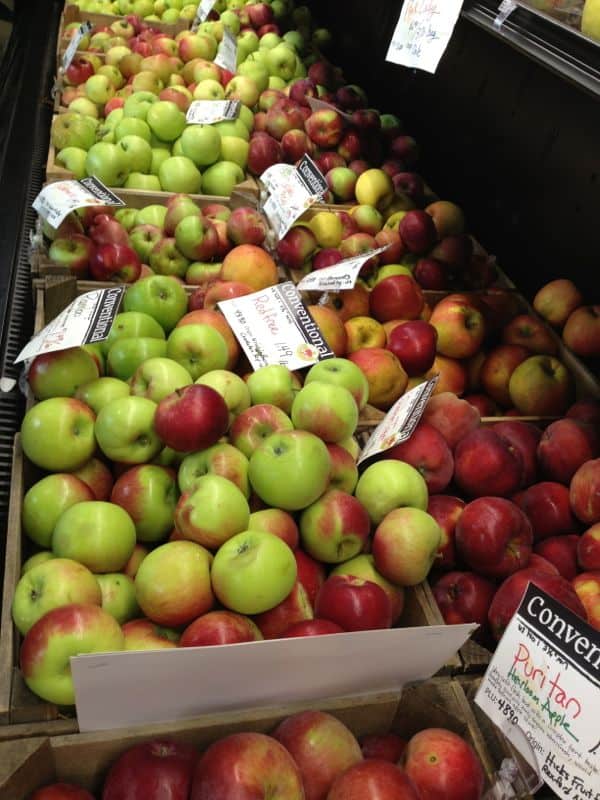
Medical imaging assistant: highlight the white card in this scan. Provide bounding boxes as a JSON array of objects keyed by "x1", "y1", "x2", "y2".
[
  {"x1": 218, "y1": 281, "x2": 333, "y2": 371},
  {"x1": 33, "y1": 178, "x2": 124, "y2": 229},
  {"x1": 191, "y1": 0, "x2": 216, "y2": 30},
  {"x1": 260, "y1": 156, "x2": 327, "y2": 240},
  {"x1": 214, "y1": 27, "x2": 238, "y2": 73},
  {"x1": 61, "y1": 21, "x2": 92, "y2": 72},
  {"x1": 476, "y1": 585, "x2": 600, "y2": 799},
  {"x1": 358, "y1": 376, "x2": 439, "y2": 465},
  {"x1": 15, "y1": 287, "x2": 125, "y2": 364},
  {"x1": 386, "y1": 0, "x2": 464, "y2": 74},
  {"x1": 186, "y1": 99, "x2": 241, "y2": 124},
  {"x1": 296, "y1": 246, "x2": 390, "y2": 292}
]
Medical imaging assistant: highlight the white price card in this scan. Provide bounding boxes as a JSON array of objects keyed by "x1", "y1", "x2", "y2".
[
  {"x1": 214, "y1": 27, "x2": 238, "y2": 73},
  {"x1": 61, "y1": 21, "x2": 92, "y2": 72},
  {"x1": 33, "y1": 177, "x2": 124, "y2": 230},
  {"x1": 218, "y1": 281, "x2": 334, "y2": 371},
  {"x1": 475, "y1": 584, "x2": 600, "y2": 799},
  {"x1": 386, "y1": 0, "x2": 464, "y2": 74},
  {"x1": 296, "y1": 246, "x2": 390, "y2": 293},
  {"x1": 260, "y1": 155, "x2": 327, "y2": 240},
  {"x1": 494, "y1": 0, "x2": 518, "y2": 27},
  {"x1": 306, "y1": 97, "x2": 354, "y2": 124},
  {"x1": 191, "y1": 0, "x2": 216, "y2": 30},
  {"x1": 16, "y1": 287, "x2": 125, "y2": 364},
  {"x1": 186, "y1": 99, "x2": 241, "y2": 124},
  {"x1": 357, "y1": 376, "x2": 439, "y2": 465}
]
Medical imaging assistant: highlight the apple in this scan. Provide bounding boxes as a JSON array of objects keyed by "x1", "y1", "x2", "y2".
[
  {"x1": 533, "y1": 278, "x2": 583, "y2": 328},
  {"x1": 386, "y1": 422, "x2": 454, "y2": 495},
  {"x1": 85, "y1": 141, "x2": 130, "y2": 187},
  {"x1": 48, "y1": 234, "x2": 95, "y2": 277},
  {"x1": 148, "y1": 237, "x2": 190, "y2": 279},
  {"x1": 273, "y1": 711, "x2": 362, "y2": 800},
  {"x1": 96, "y1": 573, "x2": 139, "y2": 624},
  {"x1": 129, "y1": 357, "x2": 192, "y2": 403},
  {"x1": 456, "y1": 497, "x2": 533, "y2": 579},
  {"x1": 330, "y1": 553, "x2": 405, "y2": 623},
  {"x1": 29, "y1": 785, "x2": 94, "y2": 800},
  {"x1": 567, "y1": 399, "x2": 600, "y2": 425},
  {"x1": 108, "y1": 338, "x2": 168, "y2": 381},
  {"x1": 537, "y1": 418, "x2": 598, "y2": 484},
  {"x1": 103, "y1": 739, "x2": 198, "y2": 800},
  {"x1": 563, "y1": 306, "x2": 600, "y2": 358},
  {"x1": 124, "y1": 275, "x2": 189, "y2": 333},
  {"x1": 178, "y1": 442, "x2": 249, "y2": 499},
  {"x1": 316, "y1": 575, "x2": 392, "y2": 631},
  {"x1": 174, "y1": 474, "x2": 250, "y2": 549},
  {"x1": 344, "y1": 316, "x2": 386, "y2": 352},
  {"x1": 421, "y1": 392, "x2": 480, "y2": 449},
  {"x1": 122, "y1": 618, "x2": 179, "y2": 650},
  {"x1": 369, "y1": 275, "x2": 424, "y2": 323},
  {"x1": 426, "y1": 495, "x2": 465, "y2": 570},
  {"x1": 27, "y1": 348, "x2": 99, "y2": 403},
  {"x1": 226, "y1": 207, "x2": 267, "y2": 247},
  {"x1": 158, "y1": 155, "x2": 203, "y2": 194},
  {"x1": 429, "y1": 294, "x2": 485, "y2": 360},
  {"x1": 387, "y1": 321, "x2": 437, "y2": 376},
  {"x1": 502, "y1": 314, "x2": 558, "y2": 355},
  {"x1": 102, "y1": 311, "x2": 165, "y2": 358},
  {"x1": 221, "y1": 243, "x2": 278, "y2": 290},
  {"x1": 360, "y1": 735, "x2": 406, "y2": 763},
  {"x1": 21, "y1": 475, "x2": 94, "y2": 550},
  {"x1": 191, "y1": 733, "x2": 303, "y2": 799},
  {"x1": 299, "y1": 489, "x2": 370, "y2": 564},
  {"x1": 304, "y1": 358, "x2": 368, "y2": 412},
  {"x1": 493, "y1": 420, "x2": 541, "y2": 488},
  {"x1": 570, "y1": 459, "x2": 600, "y2": 524},
  {"x1": 123, "y1": 542, "x2": 148, "y2": 579},
  {"x1": 283, "y1": 619, "x2": 344, "y2": 637},
  {"x1": 291, "y1": 382, "x2": 358, "y2": 444},
  {"x1": 404, "y1": 729, "x2": 484, "y2": 800},
  {"x1": 90, "y1": 243, "x2": 142, "y2": 283},
  {"x1": 328, "y1": 760, "x2": 419, "y2": 800},
  {"x1": 21, "y1": 398, "x2": 96, "y2": 472},
  {"x1": 211, "y1": 530, "x2": 296, "y2": 614},
  {"x1": 180, "y1": 610, "x2": 262, "y2": 647},
  {"x1": 516, "y1": 481, "x2": 578, "y2": 541},
  {"x1": 294, "y1": 549, "x2": 326, "y2": 608},
  {"x1": 155, "y1": 383, "x2": 229, "y2": 452},
  {"x1": 277, "y1": 225, "x2": 318, "y2": 270},
  {"x1": 425, "y1": 356, "x2": 468, "y2": 396},
  {"x1": 248, "y1": 132, "x2": 282, "y2": 175},
  {"x1": 508, "y1": 355, "x2": 573, "y2": 416},
  {"x1": 355, "y1": 460, "x2": 428, "y2": 526},
  {"x1": 372, "y1": 507, "x2": 441, "y2": 586},
  {"x1": 136, "y1": 540, "x2": 213, "y2": 626},
  {"x1": 454, "y1": 428, "x2": 524, "y2": 498},
  {"x1": 230, "y1": 403, "x2": 294, "y2": 458},
  {"x1": 20, "y1": 603, "x2": 124, "y2": 705},
  {"x1": 111, "y1": 464, "x2": 178, "y2": 542},
  {"x1": 480, "y1": 345, "x2": 530, "y2": 408},
  {"x1": 253, "y1": 581, "x2": 313, "y2": 639},
  {"x1": 165, "y1": 323, "x2": 229, "y2": 380},
  {"x1": 534, "y1": 535, "x2": 579, "y2": 581},
  {"x1": 245, "y1": 364, "x2": 298, "y2": 414},
  {"x1": 249, "y1": 430, "x2": 331, "y2": 511},
  {"x1": 348, "y1": 347, "x2": 408, "y2": 410},
  {"x1": 196, "y1": 369, "x2": 251, "y2": 424},
  {"x1": 95, "y1": 395, "x2": 162, "y2": 463},
  {"x1": 432, "y1": 571, "x2": 496, "y2": 627},
  {"x1": 578, "y1": 523, "x2": 600, "y2": 570}
]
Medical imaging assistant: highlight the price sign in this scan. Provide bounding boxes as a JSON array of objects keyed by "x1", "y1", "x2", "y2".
[
  {"x1": 16, "y1": 287, "x2": 125, "y2": 364},
  {"x1": 218, "y1": 281, "x2": 334, "y2": 371},
  {"x1": 306, "y1": 97, "x2": 354, "y2": 123},
  {"x1": 214, "y1": 27, "x2": 238, "y2": 73},
  {"x1": 357, "y1": 376, "x2": 439, "y2": 465},
  {"x1": 33, "y1": 177, "x2": 124, "y2": 229},
  {"x1": 260, "y1": 155, "x2": 327, "y2": 240},
  {"x1": 61, "y1": 21, "x2": 92, "y2": 72},
  {"x1": 296, "y1": 246, "x2": 390, "y2": 292},
  {"x1": 386, "y1": 0, "x2": 464, "y2": 74},
  {"x1": 476, "y1": 585, "x2": 600, "y2": 799},
  {"x1": 186, "y1": 99, "x2": 241, "y2": 124},
  {"x1": 191, "y1": 0, "x2": 216, "y2": 31}
]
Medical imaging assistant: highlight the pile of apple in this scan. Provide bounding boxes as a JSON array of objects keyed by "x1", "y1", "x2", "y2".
[
  {"x1": 29, "y1": 711, "x2": 486, "y2": 800},
  {"x1": 533, "y1": 277, "x2": 600, "y2": 361}
]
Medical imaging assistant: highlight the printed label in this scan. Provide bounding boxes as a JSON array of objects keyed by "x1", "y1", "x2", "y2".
[
  {"x1": 62, "y1": 21, "x2": 92, "y2": 72},
  {"x1": 33, "y1": 178, "x2": 124, "y2": 229},
  {"x1": 260, "y1": 156, "x2": 326, "y2": 240},
  {"x1": 186, "y1": 99, "x2": 241, "y2": 124},
  {"x1": 296, "y1": 246, "x2": 390, "y2": 292},
  {"x1": 191, "y1": 0, "x2": 216, "y2": 30},
  {"x1": 214, "y1": 27, "x2": 237, "y2": 73}
]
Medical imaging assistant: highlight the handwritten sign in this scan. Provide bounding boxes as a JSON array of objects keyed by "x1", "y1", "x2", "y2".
[
  {"x1": 33, "y1": 177, "x2": 124, "y2": 229},
  {"x1": 357, "y1": 376, "x2": 439, "y2": 465},
  {"x1": 260, "y1": 156, "x2": 327, "y2": 240},
  {"x1": 214, "y1": 27, "x2": 237, "y2": 73},
  {"x1": 186, "y1": 100, "x2": 241, "y2": 124},
  {"x1": 476, "y1": 585, "x2": 600, "y2": 800},
  {"x1": 296, "y1": 246, "x2": 389, "y2": 292},
  {"x1": 386, "y1": 0, "x2": 464, "y2": 74},
  {"x1": 61, "y1": 21, "x2": 92, "y2": 72},
  {"x1": 16, "y1": 287, "x2": 125, "y2": 364},
  {"x1": 218, "y1": 281, "x2": 333, "y2": 371}
]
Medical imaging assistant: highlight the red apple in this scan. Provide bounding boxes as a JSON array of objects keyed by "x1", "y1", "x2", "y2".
[
  {"x1": 528, "y1": 553, "x2": 560, "y2": 575},
  {"x1": 570, "y1": 459, "x2": 600, "y2": 524},
  {"x1": 493, "y1": 420, "x2": 542, "y2": 488},
  {"x1": 315, "y1": 575, "x2": 392, "y2": 631},
  {"x1": 180, "y1": 610, "x2": 262, "y2": 647},
  {"x1": 283, "y1": 619, "x2": 345, "y2": 637},
  {"x1": 226, "y1": 207, "x2": 267, "y2": 247},
  {"x1": 578, "y1": 523, "x2": 600, "y2": 570},
  {"x1": 249, "y1": 508, "x2": 299, "y2": 549},
  {"x1": 276, "y1": 226, "x2": 318, "y2": 270},
  {"x1": 464, "y1": 394, "x2": 498, "y2": 417},
  {"x1": 90, "y1": 243, "x2": 141, "y2": 282},
  {"x1": 404, "y1": 728, "x2": 485, "y2": 800},
  {"x1": 563, "y1": 305, "x2": 600, "y2": 358},
  {"x1": 312, "y1": 248, "x2": 343, "y2": 270},
  {"x1": 294, "y1": 549, "x2": 326, "y2": 607},
  {"x1": 427, "y1": 495, "x2": 465, "y2": 570},
  {"x1": 515, "y1": 481, "x2": 577, "y2": 541},
  {"x1": 567, "y1": 399, "x2": 600, "y2": 426},
  {"x1": 454, "y1": 428, "x2": 524, "y2": 498},
  {"x1": 432, "y1": 571, "x2": 496, "y2": 626},
  {"x1": 421, "y1": 392, "x2": 480, "y2": 449},
  {"x1": 288, "y1": 78, "x2": 317, "y2": 107},
  {"x1": 360, "y1": 734, "x2": 406, "y2": 763},
  {"x1": 534, "y1": 535, "x2": 579, "y2": 581},
  {"x1": 429, "y1": 294, "x2": 486, "y2": 360},
  {"x1": 537, "y1": 418, "x2": 598, "y2": 485},
  {"x1": 502, "y1": 314, "x2": 557, "y2": 355},
  {"x1": 305, "y1": 109, "x2": 344, "y2": 148},
  {"x1": 204, "y1": 280, "x2": 253, "y2": 310},
  {"x1": 281, "y1": 129, "x2": 313, "y2": 162},
  {"x1": 89, "y1": 214, "x2": 129, "y2": 247},
  {"x1": 369, "y1": 275, "x2": 424, "y2": 323},
  {"x1": 386, "y1": 422, "x2": 453, "y2": 494},
  {"x1": 387, "y1": 320, "x2": 437, "y2": 376},
  {"x1": 248, "y1": 133, "x2": 282, "y2": 176},
  {"x1": 253, "y1": 581, "x2": 313, "y2": 639},
  {"x1": 456, "y1": 496, "x2": 533, "y2": 579},
  {"x1": 327, "y1": 760, "x2": 420, "y2": 800},
  {"x1": 103, "y1": 740, "x2": 198, "y2": 800},
  {"x1": 155, "y1": 384, "x2": 229, "y2": 452},
  {"x1": 398, "y1": 210, "x2": 437, "y2": 254},
  {"x1": 375, "y1": 228, "x2": 406, "y2": 263},
  {"x1": 480, "y1": 345, "x2": 530, "y2": 408},
  {"x1": 413, "y1": 257, "x2": 449, "y2": 290}
]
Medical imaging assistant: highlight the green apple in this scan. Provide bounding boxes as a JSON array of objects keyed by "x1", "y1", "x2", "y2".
[
  {"x1": 28, "y1": 347, "x2": 99, "y2": 400},
  {"x1": 219, "y1": 8, "x2": 240, "y2": 32},
  {"x1": 237, "y1": 60, "x2": 269, "y2": 92},
  {"x1": 331, "y1": 553, "x2": 405, "y2": 623},
  {"x1": 52, "y1": 500, "x2": 136, "y2": 572},
  {"x1": 123, "y1": 90, "x2": 159, "y2": 121},
  {"x1": 249, "y1": 430, "x2": 331, "y2": 511},
  {"x1": 130, "y1": 356, "x2": 192, "y2": 402},
  {"x1": 171, "y1": 137, "x2": 185, "y2": 157},
  {"x1": 291, "y1": 381, "x2": 358, "y2": 444},
  {"x1": 211, "y1": 530, "x2": 296, "y2": 614},
  {"x1": 95, "y1": 395, "x2": 162, "y2": 463},
  {"x1": 259, "y1": 32, "x2": 282, "y2": 50},
  {"x1": 146, "y1": 100, "x2": 187, "y2": 142},
  {"x1": 102, "y1": 310, "x2": 166, "y2": 356},
  {"x1": 355, "y1": 460, "x2": 428, "y2": 526},
  {"x1": 178, "y1": 442, "x2": 250, "y2": 497},
  {"x1": 21, "y1": 552, "x2": 56, "y2": 575},
  {"x1": 283, "y1": 30, "x2": 304, "y2": 52},
  {"x1": 75, "y1": 376, "x2": 131, "y2": 414},
  {"x1": 186, "y1": 261, "x2": 222, "y2": 285},
  {"x1": 219, "y1": 136, "x2": 248, "y2": 169},
  {"x1": 166, "y1": 324, "x2": 229, "y2": 380},
  {"x1": 114, "y1": 208, "x2": 139, "y2": 231},
  {"x1": 111, "y1": 463, "x2": 178, "y2": 542},
  {"x1": 174, "y1": 474, "x2": 249, "y2": 549},
  {"x1": 12, "y1": 558, "x2": 102, "y2": 635},
  {"x1": 124, "y1": 275, "x2": 188, "y2": 332},
  {"x1": 21, "y1": 398, "x2": 97, "y2": 472},
  {"x1": 97, "y1": 64, "x2": 126, "y2": 90},
  {"x1": 196, "y1": 369, "x2": 251, "y2": 425},
  {"x1": 116, "y1": 134, "x2": 153, "y2": 173},
  {"x1": 96, "y1": 573, "x2": 140, "y2": 623},
  {"x1": 107, "y1": 337, "x2": 168, "y2": 380},
  {"x1": 304, "y1": 358, "x2": 369, "y2": 411},
  {"x1": 158, "y1": 155, "x2": 202, "y2": 193},
  {"x1": 22, "y1": 473, "x2": 94, "y2": 549},
  {"x1": 201, "y1": 161, "x2": 244, "y2": 196},
  {"x1": 225, "y1": 75, "x2": 260, "y2": 107},
  {"x1": 124, "y1": 172, "x2": 162, "y2": 190},
  {"x1": 20, "y1": 603, "x2": 124, "y2": 706},
  {"x1": 246, "y1": 365, "x2": 299, "y2": 414},
  {"x1": 299, "y1": 488, "x2": 370, "y2": 564},
  {"x1": 238, "y1": 103, "x2": 254, "y2": 132},
  {"x1": 131, "y1": 70, "x2": 163, "y2": 94},
  {"x1": 135, "y1": 540, "x2": 214, "y2": 626},
  {"x1": 68, "y1": 97, "x2": 100, "y2": 119},
  {"x1": 373, "y1": 507, "x2": 442, "y2": 586},
  {"x1": 115, "y1": 117, "x2": 152, "y2": 142},
  {"x1": 51, "y1": 113, "x2": 97, "y2": 150},
  {"x1": 85, "y1": 74, "x2": 115, "y2": 105},
  {"x1": 265, "y1": 43, "x2": 297, "y2": 80},
  {"x1": 150, "y1": 147, "x2": 171, "y2": 175},
  {"x1": 268, "y1": 76, "x2": 286, "y2": 90},
  {"x1": 149, "y1": 238, "x2": 190, "y2": 277},
  {"x1": 136, "y1": 204, "x2": 168, "y2": 227},
  {"x1": 193, "y1": 79, "x2": 225, "y2": 100},
  {"x1": 55, "y1": 147, "x2": 88, "y2": 178},
  {"x1": 179, "y1": 124, "x2": 221, "y2": 167},
  {"x1": 85, "y1": 142, "x2": 130, "y2": 186},
  {"x1": 214, "y1": 118, "x2": 250, "y2": 141}
]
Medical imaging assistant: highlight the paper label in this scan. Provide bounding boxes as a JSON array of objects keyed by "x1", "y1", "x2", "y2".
[
  {"x1": 386, "y1": 0, "x2": 464, "y2": 74},
  {"x1": 61, "y1": 21, "x2": 92, "y2": 72},
  {"x1": 218, "y1": 281, "x2": 334, "y2": 371},
  {"x1": 191, "y1": 0, "x2": 216, "y2": 29},
  {"x1": 33, "y1": 178, "x2": 124, "y2": 229},
  {"x1": 296, "y1": 246, "x2": 390, "y2": 292},
  {"x1": 260, "y1": 155, "x2": 327, "y2": 240},
  {"x1": 186, "y1": 99, "x2": 241, "y2": 124},
  {"x1": 15, "y1": 287, "x2": 125, "y2": 364},
  {"x1": 494, "y1": 0, "x2": 518, "y2": 27},
  {"x1": 306, "y1": 97, "x2": 354, "y2": 123},
  {"x1": 476, "y1": 585, "x2": 600, "y2": 799},
  {"x1": 214, "y1": 27, "x2": 237, "y2": 73},
  {"x1": 357, "y1": 376, "x2": 439, "y2": 465}
]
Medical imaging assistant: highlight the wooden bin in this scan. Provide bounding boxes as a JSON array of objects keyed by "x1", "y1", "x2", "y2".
[{"x1": 0, "y1": 679, "x2": 507, "y2": 797}]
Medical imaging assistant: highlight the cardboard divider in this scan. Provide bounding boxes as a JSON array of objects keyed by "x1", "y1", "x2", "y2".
[{"x1": 0, "y1": 679, "x2": 508, "y2": 798}]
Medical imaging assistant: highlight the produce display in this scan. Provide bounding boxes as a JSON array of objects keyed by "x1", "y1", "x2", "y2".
[{"x1": 521, "y1": 0, "x2": 600, "y2": 43}]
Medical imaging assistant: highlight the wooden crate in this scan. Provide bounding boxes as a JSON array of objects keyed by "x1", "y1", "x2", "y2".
[{"x1": 0, "y1": 679, "x2": 505, "y2": 797}]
